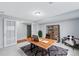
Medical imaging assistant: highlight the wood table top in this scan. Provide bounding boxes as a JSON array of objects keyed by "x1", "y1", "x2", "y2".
[{"x1": 26, "y1": 38, "x2": 57, "y2": 49}]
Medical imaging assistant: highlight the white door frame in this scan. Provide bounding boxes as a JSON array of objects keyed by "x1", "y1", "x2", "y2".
[{"x1": 4, "y1": 19, "x2": 17, "y2": 47}]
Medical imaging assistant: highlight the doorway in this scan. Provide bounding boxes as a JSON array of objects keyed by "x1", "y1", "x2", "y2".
[
  {"x1": 46, "y1": 25, "x2": 60, "y2": 42},
  {"x1": 27, "y1": 25, "x2": 31, "y2": 38},
  {"x1": 4, "y1": 19, "x2": 16, "y2": 47}
]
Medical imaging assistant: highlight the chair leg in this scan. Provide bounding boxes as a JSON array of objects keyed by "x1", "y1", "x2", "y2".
[{"x1": 30, "y1": 43, "x2": 36, "y2": 52}]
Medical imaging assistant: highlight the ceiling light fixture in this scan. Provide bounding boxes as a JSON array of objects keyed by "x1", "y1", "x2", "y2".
[{"x1": 34, "y1": 12, "x2": 40, "y2": 16}]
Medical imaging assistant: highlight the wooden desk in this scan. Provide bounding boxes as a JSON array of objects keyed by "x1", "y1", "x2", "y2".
[{"x1": 26, "y1": 38, "x2": 57, "y2": 50}]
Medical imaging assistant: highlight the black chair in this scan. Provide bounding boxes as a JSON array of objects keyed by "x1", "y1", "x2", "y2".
[
  {"x1": 32, "y1": 35, "x2": 39, "y2": 42},
  {"x1": 46, "y1": 34, "x2": 50, "y2": 39}
]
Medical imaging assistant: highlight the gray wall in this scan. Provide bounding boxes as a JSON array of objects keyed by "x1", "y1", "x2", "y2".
[
  {"x1": 39, "y1": 19, "x2": 79, "y2": 39},
  {"x1": 37, "y1": 24, "x2": 46, "y2": 38},
  {"x1": 31, "y1": 23, "x2": 39, "y2": 35},
  {"x1": 16, "y1": 22, "x2": 27, "y2": 40},
  {"x1": 0, "y1": 16, "x2": 4, "y2": 48},
  {"x1": 0, "y1": 14, "x2": 32, "y2": 48}
]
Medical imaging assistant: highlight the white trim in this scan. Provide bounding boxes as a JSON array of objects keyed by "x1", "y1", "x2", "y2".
[{"x1": 3, "y1": 19, "x2": 17, "y2": 47}]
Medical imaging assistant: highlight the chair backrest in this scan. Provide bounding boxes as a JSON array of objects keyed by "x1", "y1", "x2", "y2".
[
  {"x1": 32, "y1": 35, "x2": 39, "y2": 42},
  {"x1": 46, "y1": 34, "x2": 50, "y2": 39}
]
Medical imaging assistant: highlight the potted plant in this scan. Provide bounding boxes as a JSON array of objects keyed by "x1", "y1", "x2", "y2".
[{"x1": 38, "y1": 30, "x2": 42, "y2": 38}]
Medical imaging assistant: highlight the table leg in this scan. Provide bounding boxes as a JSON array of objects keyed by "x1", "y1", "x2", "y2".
[
  {"x1": 48, "y1": 48, "x2": 50, "y2": 56},
  {"x1": 30, "y1": 43, "x2": 39, "y2": 55},
  {"x1": 30, "y1": 43, "x2": 36, "y2": 52},
  {"x1": 30, "y1": 43, "x2": 33, "y2": 52}
]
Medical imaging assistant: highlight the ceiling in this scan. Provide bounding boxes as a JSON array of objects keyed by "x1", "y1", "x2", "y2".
[{"x1": 0, "y1": 2, "x2": 79, "y2": 22}]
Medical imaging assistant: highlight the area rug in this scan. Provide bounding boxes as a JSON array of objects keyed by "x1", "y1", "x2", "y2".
[{"x1": 20, "y1": 44, "x2": 68, "y2": 56}]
